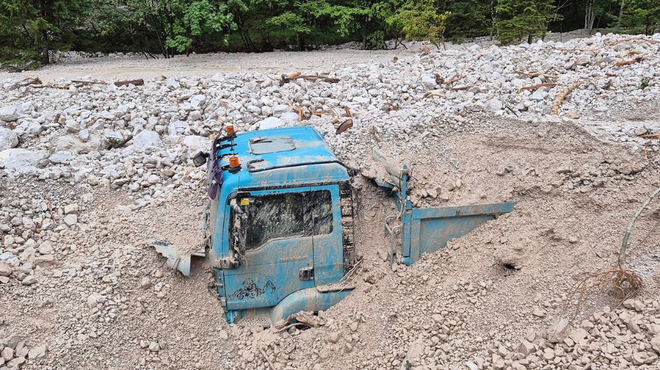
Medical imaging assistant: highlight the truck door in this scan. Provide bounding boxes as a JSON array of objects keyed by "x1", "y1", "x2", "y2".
[
  {"x1": 308, "y1": 185, "x2": 344, "y2": 285},
  {"x1": 224, "y1": 188, "x2": 322, "y2": 312}
]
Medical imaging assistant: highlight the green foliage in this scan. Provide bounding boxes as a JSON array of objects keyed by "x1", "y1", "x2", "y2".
[
  {"x1": 495, "y1": 0, "x2": 562, "y2": 44},
  {"x1": 396, "y1": 0, "x2": 450, "y2": 47},
  {"x1": 619, "y1": 0, "x2": 660, "y2": 34},
  {"x1": 1, "y1": 0, "x2": 659, "y2": 68}
]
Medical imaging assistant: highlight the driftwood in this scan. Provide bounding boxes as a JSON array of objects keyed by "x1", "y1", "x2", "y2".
[
  {"x1": 514, "y1": 71, "x2": 559, "y2": 80},
  {"x1": 114, "y1": 79, "x2": 144, "y2": 87},
  {"x1": 614, "y1": 56, "x2": 646, "y2": 67},
  {"x1": 639, "y1": 133, "x2": 660, "y2": 139},
  {"x1": 451, "y1": 85, "x2": 474, "y2": 91},
  {"x1": 335, "y1": 107, "x2": 353, "y2": 135},
  {"x1": 520, "y1": 83, "x2": 558, "y2": 91},
  {"x1": 280, "y1": 72, "x2": 340, "y2": 86},
  {"x1": 607, "y1": 37, "x2": 660, "y2": 46},
  {"x1": 5, "y1": 77, "x2": 42, "y2": 91},
  {"x1": 259, "y1": 348, "x2": 275, "y2": 370},
  {"x1": 550, "y1": 81, "x2": 582, "y2": 115},
  {"x1": 423, "y1": 91, "x2": 445, "y2": 99}
]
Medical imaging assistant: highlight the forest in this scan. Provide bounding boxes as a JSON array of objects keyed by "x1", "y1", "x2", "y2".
[{"x1": 0, "y1": 0, "x2": 659, "y2": 70}]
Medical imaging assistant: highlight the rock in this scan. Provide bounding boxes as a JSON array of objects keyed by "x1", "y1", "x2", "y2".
[
  {"x1": 64, "y1": 214, "x2": 78, "y2": 226},
  {"x1": 21, "y1": 275, "x2": 37, "y2": 285},
  {"x1": 64, "y1": 204, "x2": 79, "y2": 214},
  {"x1": 406, "y1": 338, "x2": 425, "y2": 366},
  {"x1": 327, "y1": 332, "x2": 341, "y2": 344},
  {"x1": 48, "y1": 151, "x2": 72, "y2": 164},
  {"x1": 7, "y1": 356, "x2": 25, "y2": 368},
  {"x1": 543, "y1": 348, "x2": 555, "y2": 360},
  {"x1": 547, "y1": 318, "x2": 569, "y2": 343},
  {"x1": 253, "y1": 117, "x2": 284, "y2": 131},
  {"x1": 0, "y1": 149, "x2": 48, "y2": 173},
  {"x1": 37, "y1": 242, "x2": 53, "y2": 255},
  {"x1": 219, "y1": 330, "x2": 228, "y2": 340},
  {"x1": 132, "y1": 130, "x2": 162, "y2": 152},
  {"x1": 421, "y1": 74, "x2": 437, "y2": 90},
  {"x1": 532, "y1": 307, "x2": 546, "y2": 317},
  {"x1": 2, "y1": 346, "x2": 13, "y2": 361},
  {"x1": 148, "y1": 342, "x2": 160, "y2": 352},
  {"x1": 140, "y1": 276, "x2": 151, "y2": 289},
  {"x1": 0, "y1": 263, "x2": 11, "y2": 277},
  {"x1": 651, "y1": 335, "x2": 660, "y2": 354},
  {"x1": 0, "y1": 128, "x2": 18, "y2": 151},
  {"x1": 485, "y1": 98, "x2": 503, "y2": 112},
  {"x1": 0, "y1": 106, "x2": 19, "y2": 122},
  {"x1": 569, "y1": 328, "x2": 588, "y2": 344},
  {"x1": 182, "y1": 135, "x2": 209, "y2": 153},
  {"x1": 27, "y1": 344, "x2": 47, "y2": 360},
  {"x1": 491, "y1": 354, "x2": 505, "y2": 369},
  {"x1": 516, "y1": 340, "x2": 534, "y2": 356}
]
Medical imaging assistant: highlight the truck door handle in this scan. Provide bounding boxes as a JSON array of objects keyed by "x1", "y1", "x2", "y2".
[{"x1": 299, "y1": 267, "x2": 314, "y2": 281}]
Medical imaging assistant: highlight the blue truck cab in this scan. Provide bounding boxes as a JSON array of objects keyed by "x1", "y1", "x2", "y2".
[{"x1": 204, "y1": 126, "x2": 356, "y2": 324}]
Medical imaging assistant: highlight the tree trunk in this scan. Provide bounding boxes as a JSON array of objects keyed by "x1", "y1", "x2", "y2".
[
  {"x1": 585, "y1": 0, "x2": 595, "y2": 30},
  {"x1": 617, "y1": 0, "x2": 625, "y2": 30}
]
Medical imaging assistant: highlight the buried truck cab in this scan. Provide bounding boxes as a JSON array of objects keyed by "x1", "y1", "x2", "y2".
[
  {"x1": 183, "y1": 125, "x2": 515, "y2": 325},
  {"x1": 205, "y1": 126, "x2": 356, "y2": 324}
]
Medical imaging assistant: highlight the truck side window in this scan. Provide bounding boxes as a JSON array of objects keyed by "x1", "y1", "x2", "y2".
[
  {"x1": 231, "y1": 190, "x2": 333, "y2": 252},
  {"x1": 309, "y1": 190, "x2": 333, "y2": 236},
  {"x1": 244, "y1": 193, "x2": 305, "y2": 250}
]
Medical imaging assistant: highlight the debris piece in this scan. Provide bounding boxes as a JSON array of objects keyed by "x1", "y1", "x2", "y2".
[
  {"x1": 614, "y1": 56, "x2": 646, "y2": 67},
  {"x1": 514, "y1": 71, "x2": 559, "y2": 80},
  {"x1": 280, "y1": 73, "x2": 339, "y2": 86},
  {"x1": 550, "y1": 81, "x2": 582, "y2": 115},
  {"x1": 520, "y1": 83, "x2": 558, "y2": 91},
  {"x1": 114, "y1": 79, "x2": 145, "y2": 87}
]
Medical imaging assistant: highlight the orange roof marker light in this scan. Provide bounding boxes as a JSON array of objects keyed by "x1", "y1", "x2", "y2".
[
  {"x1": 228, "y1": 156, "x2": 241, "y2": 174},
  {"x1": 229, "y1": 156, "x2": 240, "y2": 168},
  {"x1": 226, "y1": 125, "x2": 236, "y2": 135}
]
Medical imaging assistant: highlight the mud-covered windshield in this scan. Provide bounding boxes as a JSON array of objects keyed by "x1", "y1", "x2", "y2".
[{"x1": 230, "y1": 190, "x2": 333, "y2": 251}]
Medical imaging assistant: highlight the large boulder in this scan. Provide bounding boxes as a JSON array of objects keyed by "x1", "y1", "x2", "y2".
[
  {"x1": 0, "y1": 128, "x2": 18, "y2": 151},
  {"x1": 0, "y1": 149, "x2": 48, "y2": 173},
  {"x1": 132, "y1": 130, "x2": 162, "y2": 152},
  {"x1": 0, "y1": 102, "x2": 34, "y2": 122},
  {"x1": 183, "y1": 135, "x2": 210, "y2": 153}
]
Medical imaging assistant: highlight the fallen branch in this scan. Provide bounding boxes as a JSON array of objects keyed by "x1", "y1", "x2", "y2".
[
  {"x1": 514, "y1": 71, "x2": 559, "y2": 80},
  {"x1": 550, "y1": 81, "x2": 582, "y2": 115},
  {"x1": 520, "y1": 83, "x2": 558, "y2": 91},
  {"x1": 619, "y1": 186, "x2": 660, "y2": 269},
  {"x1": 31, "y1": 84, "x2": 70, "y2": 90},
  {"x1": 5, "y1": 77, "x2": 42, "y2": 91},
  {"x1": 607, "y1": 37, "x2": 660, "y2": 46},
  {"x1": 71, "y1": 80, "x2": 105, "y2": 86},
  {"x1": 280, "y1": 72, "x2": 340, "y2": 86},
  {"x1": 639, "y1": 133, "x2": 660, "y2": 139},
  {"x1": 335, "y1": 107, "x2": 353, "y2": 135},
  {"x1": 107, "y1": 135, "x2": 133, "y2": 150},
  {"x1": 114, "y1": 79, "x2": 144, "y2": 87},
  {"x1": 614, "y1": 56, "x2": 646, "y2": 67},
  {"x1": 451, "y1": 85, "x2": 474, "y2": 91},
  {"x1": 423, "y1": 91, "x2": 445, "y2": 98},
  {"x1": 259, "y1": 347, "x2": 275, "y2": 370}
]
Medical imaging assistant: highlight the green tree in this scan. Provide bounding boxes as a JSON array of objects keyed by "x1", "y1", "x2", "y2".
[
  {"x1": 396, "y1": 0, "x2": 450, "y2": 48},
  {"x1": 0, "y1": 0, "x2": 87, "y2": 69},
  {"x1": 619, "y1": 0, "x2": 660, "y2": 33},
  {"x1": 495, "y1": 0, "x2": 561, "y2": 44}
]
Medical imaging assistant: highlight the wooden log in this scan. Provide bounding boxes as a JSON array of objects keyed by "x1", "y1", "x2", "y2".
[
  {"x1": 114, "y1": 79, "x2": 144, "y2": 87},
  {"x1": 550, "y1": 81, "x2": 582, "y2": 115}
]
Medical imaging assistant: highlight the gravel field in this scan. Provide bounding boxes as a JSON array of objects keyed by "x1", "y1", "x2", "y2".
[{"x1": 1, "y1": 33, "x2": 660, "y2": 370}]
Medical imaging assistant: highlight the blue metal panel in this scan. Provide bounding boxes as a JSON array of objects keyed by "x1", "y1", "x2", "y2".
[
  {"x1": 310, "y1": 185, "x2": 344, "y2": 286},
  {"x1": 401, "y1": 202, "x2": 516, "y2": 265}
]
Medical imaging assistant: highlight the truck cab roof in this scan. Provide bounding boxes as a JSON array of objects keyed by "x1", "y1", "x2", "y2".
[{"x1": 216, "y1": 126, "x2": 349, "y2": 190}]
